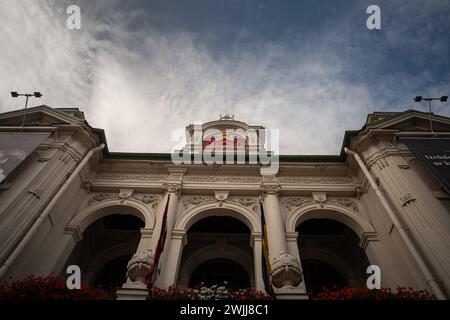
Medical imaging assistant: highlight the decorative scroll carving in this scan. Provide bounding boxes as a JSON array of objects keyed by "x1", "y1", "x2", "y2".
[
  {"x1": 283, "y1": 198, "x2": 314, "y2": 211},
  {"x1": 182, "y1": 196, "x2": 215, "y2": 210},
  {"x1": 283, "y1": 196, "x2": 359, "y2": 212},
  {"x1": 279, "y1": 176, "x2": 352, "y2": 184},
  {"x1": 92, "y1": 193, "x2": 119, "y2": 202},
  {"x1": 228, "y1": 197, "x2": 258, "y2": 213},
  {"x1": 328, "y1": 198, "x2": 359, "y2": 211},
  {"x1": 132, "y1": 194, "x2": 161, "y2": 209},
  {"x1": 270, "y1": 252, "x2": 303, "y2": 288},
  {"x1": 90, "y1": 192, "x2": 161, "y2": 208}
]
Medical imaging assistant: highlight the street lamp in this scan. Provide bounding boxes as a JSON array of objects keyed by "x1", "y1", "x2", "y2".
[
  {"x1": 413, "y1": 96, "x2": 448, "y2": 135},
  {"x1": 10, "y1": 91, "x2": 43, "y2": 127}
]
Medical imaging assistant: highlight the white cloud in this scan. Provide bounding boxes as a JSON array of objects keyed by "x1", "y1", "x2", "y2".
[{"x1": 0, "y1": 1, "x2": 447, "y2": 155}]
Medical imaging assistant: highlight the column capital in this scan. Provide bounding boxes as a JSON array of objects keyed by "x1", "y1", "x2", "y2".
[
  {"x1": 261, "y1": 184, "x2": 281, "y2": 196},
  {"x1": 163, "y1": 182, "x2": 182, "y2": 195}
]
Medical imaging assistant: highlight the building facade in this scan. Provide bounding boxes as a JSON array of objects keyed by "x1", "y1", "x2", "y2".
[{"x1": 0, "y1": 106, "x2": 449, "y2": 299}]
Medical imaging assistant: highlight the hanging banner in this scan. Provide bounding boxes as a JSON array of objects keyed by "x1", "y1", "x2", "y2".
[
  {"x1": 403, "y1": 139, "x2": 450, "y2": 193},
  {"x1": 0, "y1": 132, "x2": 50, "y2": 183}
]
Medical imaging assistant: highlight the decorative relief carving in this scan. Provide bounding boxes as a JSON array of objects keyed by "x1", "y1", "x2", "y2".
[
  {"x1": 328, "y1": 198, "x2": 359, "y2": 211},
  {"x1": 89, "y1": 192, "x2": 162, "y2": 208},
  {"x1": 228, "y1": 197, "x2": 258, "y2": 213},
  {"x1": 132, "y1": 194, "x2": 161, "y2": 209},
  {"x1": 182, "y1": 196, "x2": 215, "y2": 210},
  {"x1": 270, "y1": 252, "x2": 303, "y2": 288},
  {"x1": 282, "y1": 196, "x2": 358, "y2": 212},
  {"x1": 181, "y1": 195, "x2": 259, "y2": 213},
  {"x1": 400, "y1": 193, "x2": 416, "y2": 207},
  {"x1": 279, "y1": 176, "x2": 352, "y2": 184},
  {"x1": 282, "y1": 198, "x2": 314, "y2": 211},
  {"x1": 214, "y1": 191, "x2": 229, "y2": 206},
  {"x1": 183, "y1": 175, "x2": 261, "y2": 183},
  {"x1": 126, "y1": 249, "x2": 154, "y2": 284}
]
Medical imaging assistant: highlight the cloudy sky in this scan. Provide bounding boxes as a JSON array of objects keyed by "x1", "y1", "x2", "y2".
[{"x1": 0, "y1": 0, "x2": 449, "y2": 155}]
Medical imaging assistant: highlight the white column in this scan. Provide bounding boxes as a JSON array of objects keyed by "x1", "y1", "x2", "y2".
[
  {"x1": 261, "y1": 184, "x2": 303, "y2": 289},
  {"x1": 157, "y1": 230, "x2": 186, "y2": 289},
  {"x1": 153, "y1": 184, "x2": 181, "y2": 288},
  {"x1": 262, "y1": 191, "x2": 289, "y2": 260},
  {"x1": 251, "y1": 232, "x2": 265, "y2": 292}
]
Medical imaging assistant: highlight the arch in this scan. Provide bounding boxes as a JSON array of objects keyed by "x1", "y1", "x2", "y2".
[
  {"x1": 69, "y1": 198, "x2": 155, "y2": 234},
  {"x1": 178, "y1": 245, "x2": 253, "y2": 287},
  {"x1": 84, "y1": 243, "x2": 136, "y2": 284},
  {"x1": 286, "y1": 203, "x2": 376, "y2": 238},
  {"x1": 299, "y1": 248, "x2": 360, "y2": 286},
  {"x1": 174, "y1": 201, "x2": 259, "y2": 233}
]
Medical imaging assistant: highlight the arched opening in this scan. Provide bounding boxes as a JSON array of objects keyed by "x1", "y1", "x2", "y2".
[
  {"x1": 189, "y1": 258, "x2": 250, "y2": 289},
  {"x1": 177, "y1": 215, "x2": 254, "y2": 289},
  {"x1": 63, "y1": 213, "x2": 144, "y2": 290},
  {"x1": 297, "y1": 218, "x2": 370, "y2": 295}
]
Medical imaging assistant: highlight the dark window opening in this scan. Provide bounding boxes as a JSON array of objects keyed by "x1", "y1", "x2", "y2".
[
  {"x1": 102, "y1": 214, "x2": 144, "y2": 230},
  {"x1": 189, "y1": 216, "x2": 249, "y2": 234},
  {"x1": 189, "y1": 259, "x2": 250, "y2": 290},
  {"x1": 302, "y1": 260, "x2": 347, "y2": 295}
]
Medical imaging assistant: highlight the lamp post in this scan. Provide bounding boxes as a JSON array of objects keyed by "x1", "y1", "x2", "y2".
[
  {"x1": 413, "y1": 96, "x2": 448, "y2": 136},
  {"x1": 10, "y1": 91, "x2": 43, "y2": 127}
]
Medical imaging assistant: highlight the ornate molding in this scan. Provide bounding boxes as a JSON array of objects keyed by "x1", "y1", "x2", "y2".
[
  {"x1": 95, "y1": 173, "x2": 167, "y2": 181},
  {"x1": 279, "y1": 176, "x2": 352, "y2": 184},
  {"x1": 163, "y1": 182, "x2": 182, "y2": 194},
  {"x1": 183, "y1": 175, "x2": 261, "y2": 183},
  {"x1": 282, "y1": 196, "x2": 359, "y2": 212},
  {"x1": 89, "y1": 191, "x2": 162, "y2": 208},
  {"x1": 270, "y1": 252, "x2": 303, "y2": 288}
]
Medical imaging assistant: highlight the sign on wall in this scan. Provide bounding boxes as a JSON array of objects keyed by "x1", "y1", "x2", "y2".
[
  {"x1": 404, "y1": 139, "x2": 450, "y2": 193},
  {"x1": 0, "y1": 132, "x2": 50, "y2": 183}
]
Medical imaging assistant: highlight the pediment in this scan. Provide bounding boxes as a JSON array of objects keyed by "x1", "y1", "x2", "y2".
[
  {"x1": 0, "y1": 105, "x2": 85, "y2": 127},
  {"x1": 366, "y1": 110, "x2": 450, "y2": 132}
]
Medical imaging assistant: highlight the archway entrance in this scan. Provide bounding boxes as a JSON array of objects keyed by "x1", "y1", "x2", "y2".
[
  {"x1": 297, "y1": 218, "x2": 370, "y2": 295},
  {"x1": 177, "y1": 215, "x2": 254, "y2": 289},
  {"x1": 64, "y1": 214, "x2": 144, "y2": 290}
]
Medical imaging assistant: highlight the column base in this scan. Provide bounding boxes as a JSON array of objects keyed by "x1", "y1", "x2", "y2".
[
  {"x1": 274, "y1": 286, "x2": 309, "y2": 300},
  {"x1": 116, "y1": 282, "x2": 149, "y2": 300}
]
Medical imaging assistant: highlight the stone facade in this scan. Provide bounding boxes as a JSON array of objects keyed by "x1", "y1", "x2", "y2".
[{"x1": 0, "y1": 106, "x2": 449, "y2": 299}]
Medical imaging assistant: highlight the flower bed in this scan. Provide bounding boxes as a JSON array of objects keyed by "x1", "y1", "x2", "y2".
[
  {"x1": 0, "y1": 275, "x2": 115, "y2": 300},
  {"x1": 312, "y1": 286, "x2": 435, "y2": 300},
  {"x1": 149, "y1": 283, "x2": 273, "y2": 300}
]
